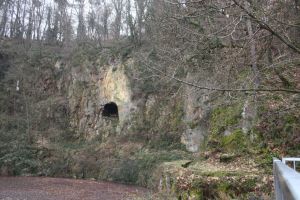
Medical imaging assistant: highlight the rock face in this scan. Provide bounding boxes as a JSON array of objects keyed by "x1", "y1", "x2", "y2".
[
  {"x1": 99, "y1": 64, "x2": 135, "y2": 125},
  {"x1": 58, "y1": 60, "x2": 136, "y2": 140},
  {"x1": 242, "y1": 99, "x2": 256, "y2": 134},
  {"x1": 181, "y1": 72, "x2": 211, "y2": 152},
  {"x1": 55, "y1": 59, "x2": 211, "y2": 152},
  {"x1": 181, "y1": 127, "x2": 205, "y2": 152}
]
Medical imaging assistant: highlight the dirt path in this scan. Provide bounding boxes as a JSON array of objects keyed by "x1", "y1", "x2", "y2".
[{"x1": 0, "y1": 177, "x2": 149, "y2": 200}]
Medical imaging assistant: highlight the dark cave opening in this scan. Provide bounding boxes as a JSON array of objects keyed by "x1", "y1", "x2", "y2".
[{"x1": 102, "y1": 102, "x2": 119, "y2": 118}]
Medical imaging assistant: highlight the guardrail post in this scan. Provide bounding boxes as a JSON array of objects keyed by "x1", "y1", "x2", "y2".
[{"x1": 273, "y1": 158, "x2": 283, "y2": 200}]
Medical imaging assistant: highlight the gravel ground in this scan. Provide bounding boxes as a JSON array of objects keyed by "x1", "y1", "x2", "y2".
[{"x1": 0, "y1": 177, "x2": 149, "y2": 200}]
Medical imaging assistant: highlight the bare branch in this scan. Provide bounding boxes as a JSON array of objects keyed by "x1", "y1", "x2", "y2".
[
  {"x1": 232, "y1": 0, "x2": 300, "y2": 54},
  {"x1": 137, "y1": 55, "x2": 300, "y2": 94}
]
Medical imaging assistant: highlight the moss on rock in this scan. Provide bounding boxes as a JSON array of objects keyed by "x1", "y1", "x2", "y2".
[
  {"x1": 210, "y1": 103, "x2": 242, "y2": 137},
  {"x1": 220, "y1": 129, "x2": 248, "y2": 153}
]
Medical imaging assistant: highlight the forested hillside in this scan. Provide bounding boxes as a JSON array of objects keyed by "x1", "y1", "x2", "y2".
[{"x1": 0, "y1": 0, "x2": 299, "y2": 199}]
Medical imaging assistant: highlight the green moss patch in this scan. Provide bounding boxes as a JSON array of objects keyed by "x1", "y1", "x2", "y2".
[
  {"x1": 220, "y1": 129, "x2": 248, "y2": 153},
  {"x1": 210, "y1": 103, "x2": 242, "y2": 137}
]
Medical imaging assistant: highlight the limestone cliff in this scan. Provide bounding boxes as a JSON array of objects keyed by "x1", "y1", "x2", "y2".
[
  {"x1": 54, "y1": 55, "x2": 255, "y2": 153},
  {"x1": 56, "y1": 58, "x2": 137, "y2": 140}
]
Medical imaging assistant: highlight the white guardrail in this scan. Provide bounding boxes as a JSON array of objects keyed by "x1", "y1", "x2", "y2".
[{"x1": 273, "y1": 157, "x2": 300, "y2": 200}]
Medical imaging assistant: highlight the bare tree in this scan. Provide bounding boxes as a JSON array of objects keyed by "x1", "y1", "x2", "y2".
[
  {"x1": 87, "y1": 10, "x2": 96, "y2": 39},
  {"x1": 101, "y1": 1, "x2": 111, "y2": 40},
  {"x1": 36, "y1": 0, "x2": 45, "y2": 41},
  {"x1": 44, "y1": 6, "x2": 54, "y2": 42},
  {"x1": 76, "y1": 0, "x2": 86, "y2": 41},
  {"x1": 112, "y1": 0, "x2": 123, "y2": 39},
  {"x1": 0, "y1": 0, "x2": 9, "y2": 37},
  {"x1": 134, "y1": 0, "x2": 148, "y2": 44},
  {"x1": 244, "y1": 1, "x2": 260, "y2": 89},
  {"x1": 125, "y1": 0, "x2": 136, "y2": 42},
  {"x1": 13, "y1": 0, "x2": 23, "y2": 39}
]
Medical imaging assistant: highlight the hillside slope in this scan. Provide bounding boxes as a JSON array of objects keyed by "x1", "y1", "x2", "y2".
[{"x1": 0, "y1": 38, "x2": 299, "y2": 199}]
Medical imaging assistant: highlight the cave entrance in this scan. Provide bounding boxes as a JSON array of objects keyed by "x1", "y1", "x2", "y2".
[{"x1": 102, "y1": 102, "x2": 119, "y2": 118}]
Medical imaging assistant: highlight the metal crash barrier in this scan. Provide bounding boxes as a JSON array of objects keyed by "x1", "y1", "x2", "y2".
[{"x1": 273, "y1": 157, "x2": 300, "y2": 200}]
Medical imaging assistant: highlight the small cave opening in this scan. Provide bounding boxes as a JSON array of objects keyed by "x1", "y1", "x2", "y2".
[{"x1": 102, "y1": 102, "x2": 119, "y2": 118}]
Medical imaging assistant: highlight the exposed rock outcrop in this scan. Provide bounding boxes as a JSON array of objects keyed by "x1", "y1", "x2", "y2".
[{"x1": 55, "y1": 59, "x2": 137, "y2": 140}]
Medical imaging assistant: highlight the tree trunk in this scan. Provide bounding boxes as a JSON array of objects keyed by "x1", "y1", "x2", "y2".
[
  {"x1": 0, "y1": 2, "x2": 8, "y2": 37},
  {"x1": 245, "y1": 1, "x2": 260, "y2": 89},
  {"x1": 21, "y1": 0, "x2": 28, "y2": 39}
]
